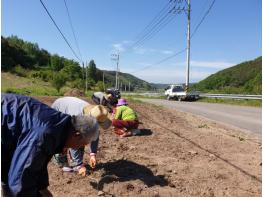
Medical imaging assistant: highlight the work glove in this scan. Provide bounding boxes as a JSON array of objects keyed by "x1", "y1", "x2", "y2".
[{"x1": 89, "y1": 155, "x2": 96, "y2": 169}]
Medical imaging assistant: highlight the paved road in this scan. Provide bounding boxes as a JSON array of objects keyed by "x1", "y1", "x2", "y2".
[{"x1": 138, "y1": 99, "x2": 262, "y2": 136}]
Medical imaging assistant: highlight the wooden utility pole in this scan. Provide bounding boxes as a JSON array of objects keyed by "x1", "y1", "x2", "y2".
[
  {"x1": 85, "y1": 61, "x2": 88, "y2": 93},
  {"x1": 103, "y1": 72, "x2": 105, "y2": 92},
  {"x1": 185, "y1": 0, "x2": 191, "y2": 92},
  {"x1": 111, "y1": 52, "x2": 120, "y2": 90}
]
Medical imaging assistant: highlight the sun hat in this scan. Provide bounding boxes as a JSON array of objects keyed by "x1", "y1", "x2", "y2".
[
  {"x1": 117, "y1": 98, "x2": 128, "y2": 106},
  {"x1": 71, "y1": 115, "x2": 99, "y2": 139},
  {"x1": 83, "y1": 105, "x2": 112, "y2": 129}
]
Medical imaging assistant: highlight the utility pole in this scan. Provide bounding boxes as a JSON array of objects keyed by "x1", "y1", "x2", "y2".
[
  {"x1": 82, "y1": 62, "x2": 85, "y2": 81},
  {"x1": 185, "y1": 0, "x2": 191, "y2": 92},
  {"x1": 125, "y1": 84, "x2": 126, "y2": 92},
  {"x1": 85, "y1": 61, "x2": 88, "y2": 93},
  {"x1": 129, "y1": 81, "x2": 130, "y2": 92},
  {"x1": 111, "y1": 52, "x2": 120, "y2": 90},
  {"x1": 102, "y1": 72, "x2": 105, "y2": 92},
  {"x1": 120, "y1": 81, "x2": 122, "y2": 92}
]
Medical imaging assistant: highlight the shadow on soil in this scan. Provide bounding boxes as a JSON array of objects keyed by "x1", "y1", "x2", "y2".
[
  {"x1": 137, "y1": 129, "x2": 153, "y2": 136},
  {"x1": 90, "y1": 159, "x2": 168, "y2": 190}
]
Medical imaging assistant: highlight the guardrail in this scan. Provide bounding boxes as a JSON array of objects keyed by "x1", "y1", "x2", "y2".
[
  {"x1": 199, "y1": 93, "x2": 262, "y2": 100},
  {"x1": 122, "y1": 92, "x2": 262, "y2": 100}
]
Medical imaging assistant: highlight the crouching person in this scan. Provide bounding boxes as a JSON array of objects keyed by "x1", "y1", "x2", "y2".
[
  {"x1": 112, "y1": 98, "x2": 140, "y2": 137},
  {"x1": 92, "y1": 89, "x2": 121, "y2": 113},
  {"x1": 1, "y1": 94, "x2": 99, "y2": 197},
  {"x1": 51, "y1": 97, "x2": 111, "y2": 176}
]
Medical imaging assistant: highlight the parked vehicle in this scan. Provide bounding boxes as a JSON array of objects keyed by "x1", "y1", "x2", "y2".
[{"x1": 164, "y1": 84, "x2": 199, "y2": 101}]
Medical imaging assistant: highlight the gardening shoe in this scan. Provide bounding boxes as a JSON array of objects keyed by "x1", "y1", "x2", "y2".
[
  {"x1": 72, "y1": 165, "x2": 83, "y2": 172},
  {"x1": 73, "y1": 165, "x2": 87, "y2": 176},
  {"x1": 62, "y1": 166, "x2": 73, "y2": 172},
  {"x1": 114, "y1": 128, "x2": 126, "y2": 136},
  {"x1": 120, "y1": 131, "x2": 133, "y2": 137}
]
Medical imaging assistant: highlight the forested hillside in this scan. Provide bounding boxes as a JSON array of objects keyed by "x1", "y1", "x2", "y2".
[
  {"x1": 193, "y1": 57, "x2": 262, "y2": 94},
  {"x1": 1, "y1": 35, "x2": 154, "y2": 93}
]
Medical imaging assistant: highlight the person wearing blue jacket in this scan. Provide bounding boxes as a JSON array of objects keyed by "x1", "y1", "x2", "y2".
[{"x1": 1, "y1": 93, "x2": 99, "y2": 197}]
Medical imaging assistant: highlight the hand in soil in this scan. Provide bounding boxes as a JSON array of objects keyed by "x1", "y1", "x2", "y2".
[
  {"x1": 90, "y1": 155, "x2": 96, "y2": 169},
  {"x1": 78, "y1": 166, "x2": 87, "y2": 176}
]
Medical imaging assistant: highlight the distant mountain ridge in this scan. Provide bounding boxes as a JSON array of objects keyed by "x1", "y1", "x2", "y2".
[
  {"x1": 101, "y1": 70, "x2": 154, "y2": 91},
  {"x1": 192, "y1": 57, "x2": 262, "y2": 94}
]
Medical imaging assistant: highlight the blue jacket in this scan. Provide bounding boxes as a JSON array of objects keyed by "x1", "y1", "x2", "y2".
[{"x1": 1, "y1": 93, "x2": 71, "y2": 197}]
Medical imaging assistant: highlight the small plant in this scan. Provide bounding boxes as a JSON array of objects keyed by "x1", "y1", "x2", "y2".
[
  {"x1": 198, "y1": 124, "x2": 209, "y2": 128},
  {"x1": 238, "y1": 136, "x2": 245, "y2": 141}
]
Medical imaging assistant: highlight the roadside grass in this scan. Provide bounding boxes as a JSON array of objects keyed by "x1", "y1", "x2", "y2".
[
  {"x1": 122, "y1": 94, "x2": 165, "y2": 100},
  {"x1": 1, "y1": 72, "x2": 66, "y2": 96},
  {"x1": 1, "y1": 72, "x2": 99, "y2": 97},
  {"x1": 198, "y1": 97, "x2": 261, "y2": 107}
]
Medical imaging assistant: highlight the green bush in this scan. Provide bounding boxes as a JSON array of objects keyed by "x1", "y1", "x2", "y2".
[
  {"x1": 71, "y1": 78, "x2": 85, "y2": 89},
  {"x1": 96, "y1": 81, "x2": 105, "y2": 92},
  {"x1": 52, "y1": 72, "x2": 66, "y2": 93},
  {"x1": 12, "y1": 65, "x2": 28, "y2": 77}
]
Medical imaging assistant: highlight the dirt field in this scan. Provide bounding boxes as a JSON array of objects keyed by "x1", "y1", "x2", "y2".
[{"x1": 35, "y1": 96, "x2": 262, "y2": 197}]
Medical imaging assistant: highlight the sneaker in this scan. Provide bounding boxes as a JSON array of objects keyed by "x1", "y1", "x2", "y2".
[
  {"x1": 120, "y1": 131, "x2": 132, "y2": 137},
  {"x1": 62, "y1": 166, "x2": 73, "y2": 172},
  {"x1": 72, "y1": 165, "x2": 83, "y2": 172},
  {"x1": 114, "y1": 128, "x2": 126, "y2": 135}
]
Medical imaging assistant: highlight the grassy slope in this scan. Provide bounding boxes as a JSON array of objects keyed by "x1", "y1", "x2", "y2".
[
  {"x1": 193, "y1": 57, "x2": 262, "y2": 94},
  {"x1": 1, "y1": 72, "x2": 65, "y2": 95}
]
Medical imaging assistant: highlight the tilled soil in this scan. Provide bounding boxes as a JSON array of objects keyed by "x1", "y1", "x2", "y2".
[{"x1": 35, "y1": 96, "x2": 262, "y2": 197}]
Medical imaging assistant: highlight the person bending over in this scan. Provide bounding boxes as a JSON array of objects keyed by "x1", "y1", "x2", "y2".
[
  {"x1": 52, "y1": 97, "x2": 111, "y2": 176},
  {"x1": 1, "y1": 93, "x2": 98, "y2": 197}
]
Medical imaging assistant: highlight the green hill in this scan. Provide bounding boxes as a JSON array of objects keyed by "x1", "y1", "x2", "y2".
[
  {"x1": 193, "y1": 57, "x2": 262, "y2": 94},
  {"x1": 1, "y1": 35, "x2": 154, "y2": 93},
  {"x1": 102, "y1": 70, "x2": 153, "y2": 91}
]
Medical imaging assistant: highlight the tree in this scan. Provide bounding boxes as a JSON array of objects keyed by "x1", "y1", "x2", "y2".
[
  {"x1": 60, "y1": 59, "x2": 81, "y2": 81},
  {"x1": 50, "y1": 54, "x2": 63, "y2": 71},
  {"x1": 52, "y1": 72, "x2": 66, "y2": 93},
  {"x1": 96, "y1": 81, "x2": 105, "y2": 92},
  {"x1": 87, "y1": 79, "x2": 96, "y2": 90},
  {"x1": 87, "y1": 60, "x2": 97, "y2": 82}
]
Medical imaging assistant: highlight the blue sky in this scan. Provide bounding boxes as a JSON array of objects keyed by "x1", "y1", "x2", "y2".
[{"x1": 1, "y1": 0, "x2": 262, "y2": 84}]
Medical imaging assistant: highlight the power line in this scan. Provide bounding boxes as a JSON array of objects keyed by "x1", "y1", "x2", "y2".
[
  {"x1": 63, "y1": 0, "x2": 83, "y2": 62},
  {"x1": 134, "y1": 0, "x2": 172, "y2": 41},
  {"x1": 130, "y1": 4, "x2": 173, "y2": 48},
  {"x1": 124, "y1": 0, "x2": 185, "y2": 53},
  {"x1": 191, "y1": 0, "x2": 209, "y2": 26},
  {"x1": 129, "y1": 0, "x2": 216, "y2": 75},
  {"x1": 130, "y1": 48, "x2": 186, "y2": 74},
  {"x1": 191, "y1": 0, "x2": 216, "y2": 38},
  {"x1": 39, "y1": 0, "x2": 81, "y2": 62},
  {"x1": 132, "y1": 13, "x2": 175, "y2": 49}
]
